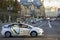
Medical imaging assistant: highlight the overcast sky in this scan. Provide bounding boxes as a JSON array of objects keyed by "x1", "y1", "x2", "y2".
[
  {"x1": 44, "y1": 0, "x2": 60, "y2": 8},
  {"x1": 17, "y1": 0, "x2": 34, "y2": 2},
  {"x1": 18, "y1": 0, "x2": 20, "y2": 2},
  {"x1": 17, "y1": 0, "x2": 60, "y2": 8}
]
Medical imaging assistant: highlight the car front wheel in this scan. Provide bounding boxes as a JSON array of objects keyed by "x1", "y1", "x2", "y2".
[
  {"x1": 30, "y1": 31, "x2": 37, "y2": 37},
  {"x1": 5, "y1": 31, "x2": 11, "y2": 37}
]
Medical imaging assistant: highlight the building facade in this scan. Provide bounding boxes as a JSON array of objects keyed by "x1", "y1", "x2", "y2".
[
  {"x1": 44, "y1": 0, "x2": 60, "y2": 17},
  {"x1": 19, "y1": 0, "x2": 45, "y2": 18}
]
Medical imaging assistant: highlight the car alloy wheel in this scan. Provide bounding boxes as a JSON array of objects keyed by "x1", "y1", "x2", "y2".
[
  {"x1": 30, "y1": 31, "x2": 37, "y2": 37},
  {"x1": 5, "y1": 31, "x2": 11, "y2": 37}
]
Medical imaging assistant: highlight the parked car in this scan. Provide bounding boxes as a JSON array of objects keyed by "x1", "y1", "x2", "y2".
[{"x1": 1, "y1": 23, "x2": 44, "y2": 37}]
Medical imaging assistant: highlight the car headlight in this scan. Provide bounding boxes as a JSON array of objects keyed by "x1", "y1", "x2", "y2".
[{"x1": 39, "y1": 29, "x2": 44, "y2": 32}]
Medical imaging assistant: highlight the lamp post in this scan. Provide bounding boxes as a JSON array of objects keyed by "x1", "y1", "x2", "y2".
[{"x1": 7, "y1": 5, "x2": 13, "y2": 22}]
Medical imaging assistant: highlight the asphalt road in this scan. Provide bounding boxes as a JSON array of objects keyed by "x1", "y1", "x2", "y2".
[
  {"x1": 0, "y1": 37, "x2": 58, "y2": 40},
  {"x1": 0, "y1": 19, "x2": 60, "y2": 40},
  {"x1": 30, "y1": 19, "x2": 60, "y2": 36}
]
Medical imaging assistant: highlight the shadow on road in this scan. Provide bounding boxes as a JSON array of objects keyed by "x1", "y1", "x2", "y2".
[
  {"x1": 1, "y1": 36, "x2": 45, "y2": 38},
  {"x1": 0, "y1": 36, "x2": 58, "y2": 40}
]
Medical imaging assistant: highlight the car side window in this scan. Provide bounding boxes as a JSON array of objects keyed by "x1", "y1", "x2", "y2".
[
  {"x1": 28, "y1": 27, "x2": 32, "y2": 29},
  {"x1": 8, "y1": 24, "x2": 19, "y2": 28},
  {"x1": 8, "y1": 24, "x2": 14, "y2": 27},
  {"x1": 22, "y1": 25, "x2": 28, "y2": 28}
]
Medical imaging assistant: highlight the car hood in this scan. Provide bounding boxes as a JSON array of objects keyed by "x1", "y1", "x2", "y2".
[{"x1": 32, "y1": 27, "x2": 43, "y2": 30}]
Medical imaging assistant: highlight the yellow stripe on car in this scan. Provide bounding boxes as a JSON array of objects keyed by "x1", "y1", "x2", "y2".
[{"x1": 11, "y1": 27, "x2": 16, "y2": 35}]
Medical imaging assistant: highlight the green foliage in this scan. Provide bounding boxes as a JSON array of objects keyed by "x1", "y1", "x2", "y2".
[
  {"x1": 0, "y1": 0, "x2": 21, "y2": 22},
  {"x1": 13, "y1": 0, "x2": 21, "y2": 13},
  {"x1": 0, "y1": 0, "x2": 21, "y2": 12}
]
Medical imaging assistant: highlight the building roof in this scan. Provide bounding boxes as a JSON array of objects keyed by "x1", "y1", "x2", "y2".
[
  {"x1": 33, "y1": 2, "x2": 42, "y2": 6},
  {"x1": 20, "y1": 2, "x2": 32, "y2": 6},
  {"x1": 19, "y1": 0, "x2": 42, "y2": 6}
]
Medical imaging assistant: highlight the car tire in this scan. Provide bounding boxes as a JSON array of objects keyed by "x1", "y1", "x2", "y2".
[
  {"x1": 30, "y1": 31, "x2": 37, "y2": 37},
  {"x1": 5, "y1": 31, "x2": 11, "y2": 37}
]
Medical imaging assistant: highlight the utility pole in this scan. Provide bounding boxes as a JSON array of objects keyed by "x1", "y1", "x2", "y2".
[{"x1": 7, "y1": 0, "x2": 13, "y2": 22}]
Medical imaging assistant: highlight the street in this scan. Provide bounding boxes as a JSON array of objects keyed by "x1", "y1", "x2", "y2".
[
  {"x1": 0, "y1": 37, "x2": 58, "y2": 40},
  {"x1": 0, "y1": 19, "x2": 60, "y2": 40},
  {"x1": 30, "y1": 19, "x2": 60, "y2": 36}
]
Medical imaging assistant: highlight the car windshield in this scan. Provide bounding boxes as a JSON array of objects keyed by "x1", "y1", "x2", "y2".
[
  {"x1": 22, "y1": 24, "x2": 33, "y2": 28},
  {"x1": 28, "y1": 25, "x2": 33, "y2": 28},
  {"x1": 8, "y1": 23, "x2": 19, "y2": 27}
]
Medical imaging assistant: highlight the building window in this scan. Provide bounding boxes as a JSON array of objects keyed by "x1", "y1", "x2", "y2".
[{"x1": 51, "y1": 6, "x2": 57, "y2": 12}]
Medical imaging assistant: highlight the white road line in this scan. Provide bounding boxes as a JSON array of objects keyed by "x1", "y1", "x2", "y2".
[
  {"x1": 48, "y1": 21, "x2": 52, "y2": 28},
  {"x1": 39, "y1": 22, "x2": 47, "y2": 27}
]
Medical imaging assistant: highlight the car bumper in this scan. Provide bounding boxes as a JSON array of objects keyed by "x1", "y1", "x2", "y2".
[
  {"x1": 1, "y1": 30, "x2": 5, "y2": 36},
  {"x1": 38, "y1": 32, "x2": 44, "y2": 36}
]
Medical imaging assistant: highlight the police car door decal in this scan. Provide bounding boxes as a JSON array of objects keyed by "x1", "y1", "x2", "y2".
[
  {"x1": 11, "y1": 26, "x2": 20, "y2": 35},
  {"x1": 22, "y1": 28, "x2": 30, "y2": 35},
  {"x1": 20, "y1": 28, "x2": 24, "y2": 35}
]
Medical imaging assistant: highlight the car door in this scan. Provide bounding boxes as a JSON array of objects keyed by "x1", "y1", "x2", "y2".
[
  {"x1": 11, "y1": 24, "x2": 20, "y2": 36},
  {"x1": 19, "y1": 24, "x2": 30, "y2": 36}
]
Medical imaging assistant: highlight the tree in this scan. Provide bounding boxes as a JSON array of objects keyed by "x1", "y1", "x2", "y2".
[
  {"x1": 1, "y1": 0, "x2": 8, "y2": 9},
  {"x1": 13, "y1": 0, "x2": 21, "y2": 13},
  {"x1": 0, "y1": 0, "x2": 21, "y2": 22}
]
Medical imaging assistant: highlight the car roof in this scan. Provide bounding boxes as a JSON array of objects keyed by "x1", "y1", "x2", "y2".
[
  {"x1": 4, "y1": 23, "x2": 33, "y2": 27},
  {"x1": 4, "y1": 23, "x2": 29, "y2": 26},
  {"x1": 19, "y1": 23, "x2": 31, "y2": 26}
]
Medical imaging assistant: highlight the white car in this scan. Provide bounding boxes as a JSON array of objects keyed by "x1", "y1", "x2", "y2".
[{"x1": 1, "y1": 23, "x2": 44, "y2": 37}]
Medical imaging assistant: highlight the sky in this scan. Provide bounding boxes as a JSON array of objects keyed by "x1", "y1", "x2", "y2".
[
  {"x1": 44, "y1": 0, "x2": 60, "y2": 8},
  {"x1": 17, "y1": 0, "x2": 60, "y2": 8},
  {"x1": 18, "y1": 0, "x2": 20, "y2": 2},
  {"x1": 17, "y1": 0, "x2": 34, "y2": 2}
]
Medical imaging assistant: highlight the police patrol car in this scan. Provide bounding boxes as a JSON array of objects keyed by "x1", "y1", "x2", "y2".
[{"x1": 1, "y1": 23, "x2": 44, "y2": 37}]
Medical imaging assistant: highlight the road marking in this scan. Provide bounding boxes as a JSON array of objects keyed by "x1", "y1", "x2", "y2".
[
  {"x1": 39, "y1": 22, "x2": 47, "y2": 27},
  {"x1": 40, "y1": 21, "x2": 43, "y2": 23},
  {"x1": 48, "y1": 21, "x2": 52, "y2": 28}
]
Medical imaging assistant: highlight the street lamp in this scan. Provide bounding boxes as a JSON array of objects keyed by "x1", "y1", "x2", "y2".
[{"x1": 7, "y1": 5, "x2": 13, "y2": 22}]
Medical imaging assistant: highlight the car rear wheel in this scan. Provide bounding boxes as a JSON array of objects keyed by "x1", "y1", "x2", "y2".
[
  {"x1": 5, "y1": 31, "x2": 11, "y2": 37},
  {"x1": 30, "y1": 31, "x2": 37, "y2": 37}
]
